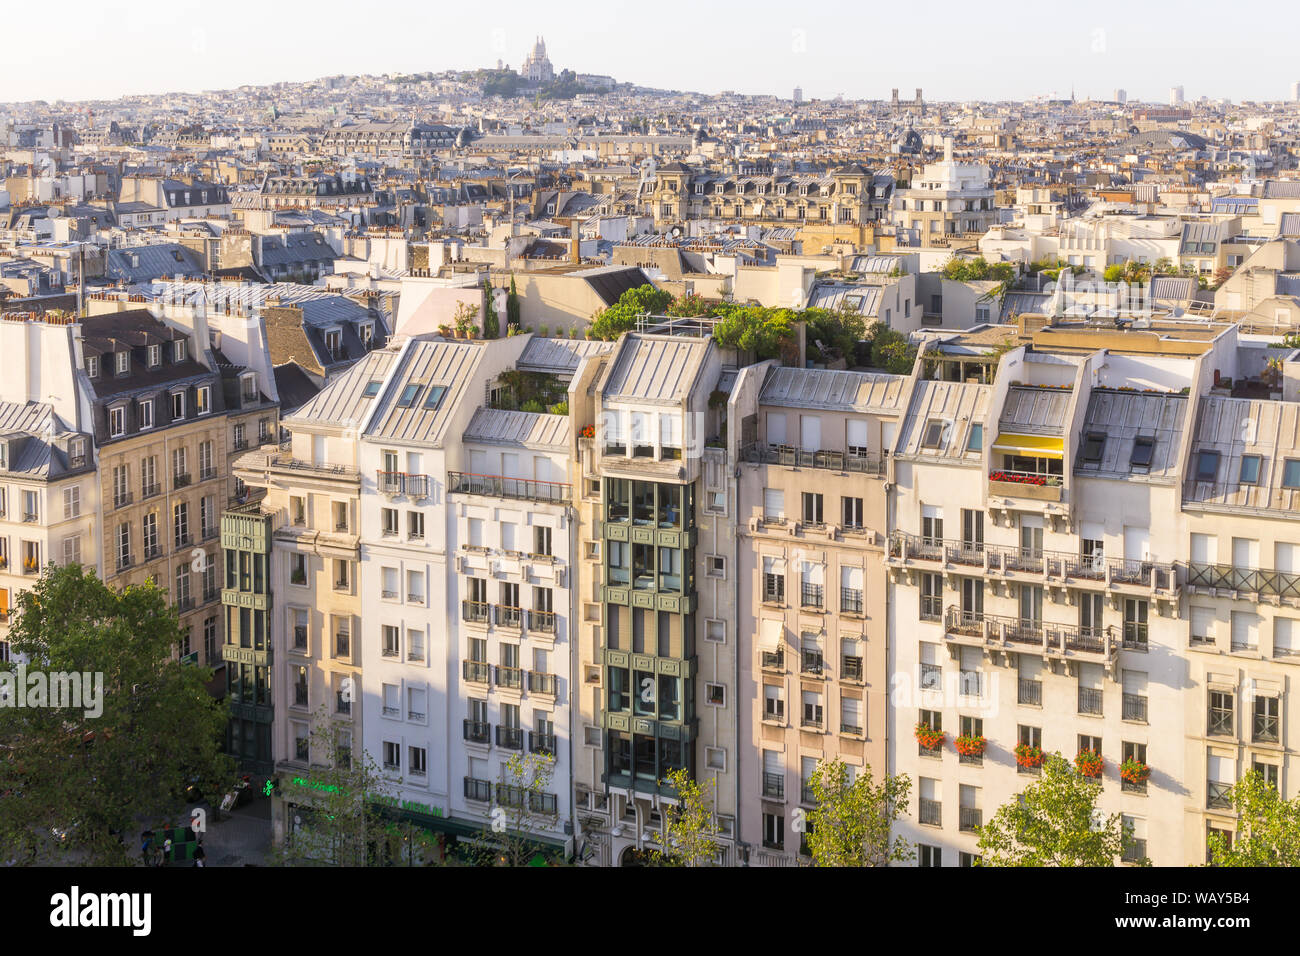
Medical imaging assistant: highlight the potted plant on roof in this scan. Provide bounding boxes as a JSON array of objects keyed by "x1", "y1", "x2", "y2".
[
  {"x1": 1120, "y1": 757, "x2": 1150, "y2": 786},
  {"x1": 1014, "y1": 743, "x2": 1044, "y2": 769},
  {"x1": 954, "y1": 733, "x2": 986, "y2": 758},
  {"x1": 1075, "y1": 749, "x2": 1104, "y2": 779},
  {"x1": 914, "y1": 721, "x2": 945, "y2": 751}
]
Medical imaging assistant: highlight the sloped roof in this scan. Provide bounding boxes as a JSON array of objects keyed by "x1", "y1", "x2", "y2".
[
  {"x1": 895, "y1": 380, "x2": 992, "y2": 461},
  {"x1": 603, "y1": 334, "x2": 710, "y2": 405},
  {"x1": 463, "y1": 408, "x2": 568, "y2": 449},
  {"x1": 1075, "y1": 389, "x2": 1187, "y2": 483},
  {"x1": 759, "y1": 367, "x2": 907, "y2": 415},
  {"x1": 287, "y1": 348, "x2": 396, "y2": 428}
]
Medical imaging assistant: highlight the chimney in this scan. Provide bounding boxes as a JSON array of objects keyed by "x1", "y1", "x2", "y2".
[
  {"x1": 944, "y1": 137, "x2": 954, "y2": 164},
  {"x1": 570, "y1": 237, "x2": 580, "y2": 264}
]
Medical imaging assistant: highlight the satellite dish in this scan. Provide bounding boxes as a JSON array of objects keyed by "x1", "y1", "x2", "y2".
[{"x1": 670, "y1": 226, "x2": 682, "y2": 237}]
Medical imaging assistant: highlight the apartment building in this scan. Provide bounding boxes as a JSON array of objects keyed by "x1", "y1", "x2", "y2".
[
  {"x1": 1180, "y1": 391, "x2": 1300, "y2": 862},
  {"x1": 572, "y1": 328, "x2": 741, "y2": 866},
  {"x1": 736, "y1": 366, "x2": 905, "y2": 865},
  {"x1": 893, "y1": 139, "x2": 997, "y2": 248},
  {"x1": 0, "y1": 399, "x2": 95, "y2": 658},
  {"x1": 235, "y1": 350, "x2": 393, "y2": 835}
]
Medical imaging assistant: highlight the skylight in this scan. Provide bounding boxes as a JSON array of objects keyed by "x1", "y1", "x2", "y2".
[
  {"x1": 362, "y1": 381, "x2": 381, "y2": 397},
  {"x1": 396, "y1": 383, "x2": 421, "y2": 408}
]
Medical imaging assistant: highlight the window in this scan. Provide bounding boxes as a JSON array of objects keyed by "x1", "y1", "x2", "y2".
[
  {"x1": 396, "y1": 383, "x2": 421, "y2": 407},
  {"x1": 763, "y1": 488, "x2": 785, "y2": 521},
  {"x1": 423, "y1": 385, "x2": 447, "y2": 409},
  {"x1": 196, "y1": 386, "x2": 210, "y2": 415},
  {"x1": 917, "y1": 844, "x2": 942, "y2": 867},
  {"x1": 1122, "y1": 741, "x2": 1148, "y2": 793},
  {"x1": 290, "y1": 553, "x2": 307, "y2": 585},
  {"x1": 109, "y1": 406, "x2": 125, "y2": 438},
  {"x1": 171, "y1": 391, "x2": 185, "y2": 420},
  {"x1": 62, "y1": 534, "x2": 81, "y2": 566},
  {"x1": 1239, "y1": 454, "x2": 1261, "y2": 485},
  {"x1": 762, "y1": 812, "x2": 784, "y2": 850},
  {"x1": 1130, "y1": 436, "x2": 1155, "y2": 470},
  {"x1": 139, "y1": 399, "x2": 154, "y2": 430},
  {"x1": 173, "y1": 502, "x2": 189, "y2": 547},
  {"x1": 1253, "y1": 695, "x2": 1279, "y2": 743},
  {"x1": 1284, "y1": 459, "x2": 1300, "y2": 489},
  {"x1": 1196, "y1": 450, "x2": 1220, "y2": 482},
  {"x1": 174, "y1": 339, "x2": 187, "y2": 362},
  {"x1": 801, "y1": 492, "x2": 823, "y2": 525},
  {"x1": 967, "y1": 423, "x2": 983, "y2": 452},
  {"x1": 409, "y1": 746, "x2": 427, "y2": 776},
  {"x1": 115, "y1": 351, "x2": 129, "y2": 374},
  {"x1": 533, "y1": 525, "x2": 552, "y2": 556},
  {"x1": 706, "y1": 683, "x2": 725, "y2": 706},
  {"x1": 362, "y1": 381, "x2": 382, "y2": 398},
  {"x1": 408, "y1": 511, "x2": 425, "y2": 539},
  {"x1": 922, "y1": 420, "x2": 945, "y2": 450},
  {"x1": 707, "y1": 555, "x2": 726, "y2": 578},
  {"x1": 116, "y1": 523, "x2": 130, "y2": 569},
  {"x1": 381, "y1": 508, "x2": 398, "y2": 536},
  {"x1": 383, "y1": 741, "x2": 400, "y2": 771},
  {"x1": 63, "y1": 485, "x2": 80, "y2": 519},
  {"x1": 1208, "y1": 691, "x2": 1234, "y2": 737},
  {"x1": 842, "y1": 496, "x2": 863, "y2": 528},
  {"x1": 86, "y1": 356, "x2": 99, "y2": 379},
  {"x1": 1082, "y1": 433, "x2": 1105, "y2": 463}
]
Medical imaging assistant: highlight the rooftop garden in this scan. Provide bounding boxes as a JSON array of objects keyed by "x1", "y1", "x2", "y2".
[{"x1": 489, "y1": 369, "x2": 569, "y2": 415}]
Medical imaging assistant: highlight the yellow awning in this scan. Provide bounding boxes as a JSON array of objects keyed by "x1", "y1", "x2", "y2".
[{"x1": 991, "y1": 433, "x2": 1064, "y2": 459}]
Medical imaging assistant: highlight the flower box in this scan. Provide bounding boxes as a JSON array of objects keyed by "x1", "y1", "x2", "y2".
[
  {"x1": 914, "y1": 722, "x2": 945, "y2": 750},
  {"x1": 578, "y1": 424, "x2": 595, "y2": 440},
  {"x1": 1119, "y1": 758, "x2": 1150, "y2": 784},
  {"x1": 955, "y1": 735, "x2": 986, "y2": 757},
  {"x1": 1014, "y1": 743, "x2": 1044, "y2": 768},
  {"x1": 1075, "y1": 749, "x2": 1104, "y2": 778}
]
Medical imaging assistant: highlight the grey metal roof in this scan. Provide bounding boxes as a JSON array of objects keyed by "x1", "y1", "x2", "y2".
[
  {"x1": 463, "y1": 408, "x2": 569, "y2": 449},
  {"x1": 365, "y1": 340, "x2": 483, "y2": 445},
  {"x1": 759, "y1": 367, "x2": 906, "y2": 415},
  {"x1": 1184, "y1": 396, "x2": 1300, "y2": 512},
  {"x1": 516, "y1": 336, "x2": 614, "y2": 375},
  {"x1": 1263, "y1": 182, "x2": 1300, "y2": 199},
  {"x1": 895, "y1": 380, "x2": 993, "y2": 461},
  {"x1": 602, "y1": 334, "x2": 710, "y2": 405},
  {"x1": 806, "y1": 283, "x2": 881, "y2": 316},
  {"x1": 1150, "y1": 276, "x2": 1197, "y2": 306},
  {"x1": 287, "y1": 348, "x2": 396, "y2": 429},
  {"x1": 1001, "y1": 292, "x2": 1052, "y2": 319},
  {"x1": 0, "y1": 401, "x2": 84, "y2": 478},
  {"x1": 107, "y1": 244, "x2": 205, "y2": 283},
  {"x1": 848, "y1": 255, "x2": 903, "y2": 274},
  {"x1": 998, "y1": 385, "x2": 1072, "y2": 434},
  {"x1": 1075, "y1": 389, "x2": 1188, "y2": 483},
  {"x1": 1278, "y1": 213, "x2": 1300, "y2": 239}
]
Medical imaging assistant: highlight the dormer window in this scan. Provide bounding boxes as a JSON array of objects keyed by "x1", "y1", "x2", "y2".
[
  {"x1": 171, "y1": 391, "x2": 186, "y2": 421},
  {"x1": 0, "y1": 441, "x2": 7, "y2": 470},
  {"x1": 115, "y1": 351, "x2": 129, "y2": 375},
  {"x1": 240, "y1": 373, "x2": 258, "y2": 403},
  {"x1": 147, "y1": 344, "x2": 161, "y2": 368},
  {"x1": 109, "y1": 406, "x2": 126, "y2": 438},
  {"x1": 715, "y1": 183, "x2": 724, "y2": 195},
  {"x1": 360, "y1": 324, "x2": 374, "y2": 349},
  {"x1": 325, "y1": 330, "x2": 342, "y2": 360},
  {"x1": 86, "y1": 356, "x2": 99, "y2": 378},
  {"x1": 694, "y1": 183, "x2": 704, "y2": 195},
  {"x1": 139, "y1": 399, "x2": 154, "y2": 430},
  {"x1": 174, "y1": 339, "x2": 187, "y2": 362},
  {"x1": 69, "y1": 438, "x2": 86, "y2": 467},
  {"x1": 196, "y1": 386, "x2": 211, "y2": 415}
]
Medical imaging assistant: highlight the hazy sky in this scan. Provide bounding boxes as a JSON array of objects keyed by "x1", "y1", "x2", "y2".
[{"x1": 5, "y1": 0, "x2": 1299, "y2": 105}]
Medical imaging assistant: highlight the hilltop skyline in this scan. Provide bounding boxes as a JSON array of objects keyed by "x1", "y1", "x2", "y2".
[{"x1": 4, "y1": 0, "x2": 1300, "y2": 106}]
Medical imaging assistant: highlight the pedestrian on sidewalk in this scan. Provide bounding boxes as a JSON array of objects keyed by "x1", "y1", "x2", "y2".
[{"x1": 194, "y1": 840, "x2": 206, "y2": 868}]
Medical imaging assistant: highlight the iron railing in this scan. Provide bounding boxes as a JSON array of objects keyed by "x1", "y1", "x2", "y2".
[
  {"x1": 462, "y1": 660, "x2": 490, "y2": 684},
  {"x1": 1019, "y1": 678, "x2": 1042, "y2": 705},
  {"x1": 943, "y1": 606, "x2": 1118, "y2": 659},
  {"x1": 1078, "y1": 687, "x2": 1103, "y2": 715},
  {"x1": 448, "y1": 471, "x2": 570, "y2": 504},
  {"x1": 740, "y1": 443, "x2": 886, "y2": 475},
  {"x1": 762, "y1": 772, "x2": 785, "y2": 799},
  {"x1": 1187, "y1": 561, "x2": 1300, "y2": 600},
  {"x1": 495, "y1": 726, "x2": 524, "y2": 750},
  {"x1": 959, "y1": 807, "x2": 982, "y2": 832},
  {"x1": 462, "y1": 719, "x2": 490, "y2": 744},
  {"x1": 919, "y1": 798, "x2": 942, "y2": 826},
  {"x1": 528, "y1": 671, "x2": 557, "y2": 695},
  {"x1": 495, "y1": 665, "x2": 523, "y2": 690},
  {"x1": 1123, "y1": 693, "x2": 1148, "y2": 722}
]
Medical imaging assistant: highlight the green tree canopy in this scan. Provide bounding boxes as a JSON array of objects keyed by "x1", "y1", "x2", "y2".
[
  {"x1": 1207, "y1": 770, "x2": 1300, "y2": 866},
  {"x1": 0, "y1": 563, "x2": 232, "y2": 865},
  {"x1": 804, "y1": 758, "x2": 913, "y2": 866},
  {"x1": 589, "y1": 283, "x2": 673, "y2": 340},
  {"x1": 653, "y1": 768, "x2": 720, "y2": 866},
  {"x1": 977, "y1": 753, "x2": 1146, "y2": 866}
]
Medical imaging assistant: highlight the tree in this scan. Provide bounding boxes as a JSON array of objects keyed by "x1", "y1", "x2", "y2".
[
  {"x1": 803, "y1": 758, "x2": 913, "y2": 866},
  {"x1": 0, "y1": 563, "x2": 232, "y2": 865},
  {"x1": 867, "y1": 323, "x2": 917, "y2": 374},
  {"x1": 666, "y1": 292, "x2": 712, "y2": 317},
  {"x1": 482, "y1": 279, "x2": 499, "y2": 339},
  {"x1": 506, "y1": 274, "x2": 521, "y2": 332},
  {"x1": 653, "y1": 768, "x2": 720, "y2": 866},
  {"x1": 1206, "y1": 770, "x2": 1300, "y2": 866},
  {"x1": 803, "y1": 308, "x2": 866, "y2": 364},
  {"x1": 462, "y1": 751, "x2": 564, "y2": 867},
  {"x1": 589, "y1": 283, "x2": 672, "y2": 340},
  {"x1": 1103, "y1": 263, "x2": 1125, "y2": 283},
  {"x1": 269, "y1": 708, "x2": 394, "y2": 867},
  {"x1": 977, "y1": 753, "x2": 1147, "y2": 866}
]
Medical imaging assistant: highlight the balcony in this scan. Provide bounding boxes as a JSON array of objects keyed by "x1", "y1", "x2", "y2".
[
  {"x1": 1018, "y1": 678, "x2": 1042, "y2": 706},
  {"x1": 943, "y1": 606, "x2": 1118, "y2": 665},
  {"x1": 141, "y1": 482, "x2": 160, "y2": 499},
  {"x1": 448, "y1": 471, "x2": 571, "y2": 504},
  {"x1": 800, "y1": 582, "x2": 824, "y2": 610},
  {"x1": 495, "y1": 726, "x2": 524, "y2": 750},
  {"x1": 919, "y1": 798, "x2": 942, "y2": 827},
  {"x1": 113, "y1": 492, "x2": 133, "y2": 510},
  {"x1": 383, "y1": 705, "x2": 400, "y2": 718},
  {"x1": 529, "y1": 731, "x2": 556, "y2": 755},
  {"x1": 462, "y1": 719, "x2": 490, "y2": 744},
  {"x1": 462, "y1": 660, "x2": 490, "y2": 684},
  {"x1": 842, "y1": 656, "x2": 863, "y2": 681},
  {"x1": 1253, "y1": 713, "x2": 1279, "y2": 743},
  {"x1": 529, "y1": 791, "x2": 558, "y2": 815},
  {"x1": 495, "y1": 605, "x2": 523, "y2": 628},
  {"x1": 495, "y1": 665, "x2": 523, "y2": 690},
  {"x1": 1123, "y1": 622, "x2": 1148, "y2": 651},
  {"x1": 1207, "y1": 781, "x2": 1233, "y2": 810},
  {"x1": 462, "y1": 601, "x2": 490, "y2": 624},
  {"x1": 800, "y1": 651, "x2": 824, "y2": 676},
  {"x1": 233, "y1": 437, "x2": 249, "y2": 452},
  {"x1": 173, "y1": 473, "x2": 192, "y2": 490},
  {"x1": 377, "y1": 471, "x2": 430, "y2": 498},
  {"x1": 527, "y1": 609, "x2": 556, "y2": 633},
  {"x1": 464, "y1": 776, "x2": 492, "y2": 802},
  {"x1": 760, "y1": 648, "x2": 784, "y2": 671},
  {"x1": 143, "y1": 544, "x2": 162, "y2": 560},
  {"x1": 840, "y1": 588, "x2": 863, "y2": 615},
  {"x1": 740, "y1": 443, "x2": 886, "y2": 476},
  {"x1": 199, "y1": 467, "x2": 218, "y2": 482},
  {"x1": 1123, "y1": 693, "x2": 1148, "y2": 723},
  {"x1": 763, "y1": 581, "x2": 785, "y2": 605},
  {"x1": 528, "y1": 671, "x2": 557, "y2": 695},
  {"x1": 762, "y1": 772, "x2": 785, "y2": 800},
  {"x1": 1077, "y1": 687, "x2": 1103, "y2": 716},
  {"x1": 959, "y1": 807, "x2": 982, "y2": 833},
  {"x1": 988, "y1": 470, "x2": 1062, "y2": 502},
  {"x1": 1186, "y1": 562, "x2": 1300, "y2": 601}
]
